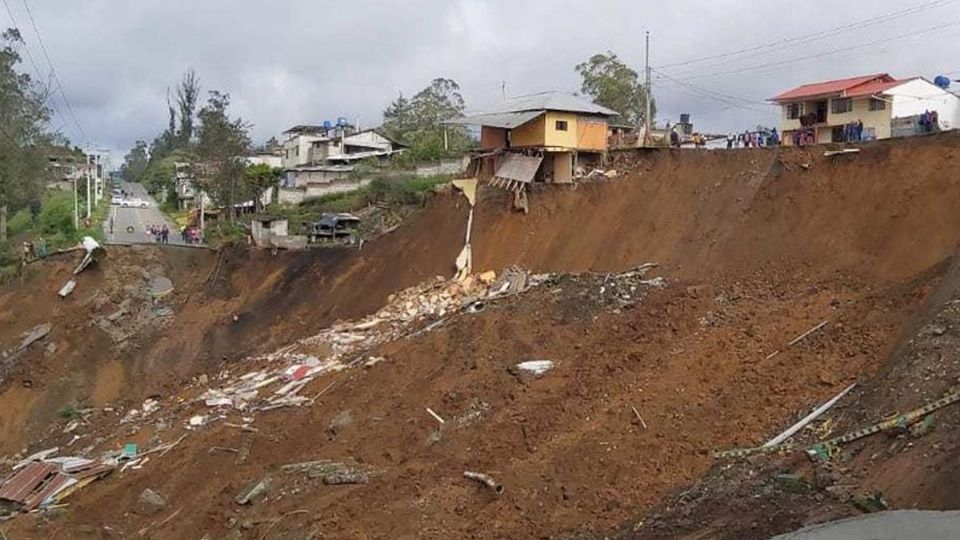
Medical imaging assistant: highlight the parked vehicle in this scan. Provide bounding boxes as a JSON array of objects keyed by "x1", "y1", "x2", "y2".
[
  {"x1": 110, "y1": 196, "x2": 123, "y2": 205},
  {"x1": 120, "y1": 198, "x2": 149, "y2": 208}
]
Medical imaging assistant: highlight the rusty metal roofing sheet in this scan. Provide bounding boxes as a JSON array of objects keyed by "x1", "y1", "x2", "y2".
[
  {"x1": 0, "y1": 462, "x2": 58, "y2": 504},
  {"x1": 23, "y1": 472, "x2": 72, "y2": 511},
  {"x1": 494, "y1": 154, "x2": 543, "y2": 184}
]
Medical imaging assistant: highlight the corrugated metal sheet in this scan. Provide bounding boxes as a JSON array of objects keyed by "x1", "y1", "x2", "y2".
[
  {"x1": 445, "y1": 110, "x2": 543, "y2": 129},
  {"x1": 494, "y1": 154, "x2": 543, "y2": 184},
  {"x1": 771, "y1": 73, "x2": 895, "y2": 101},
  {"x1": 0, "y1": 462, "x2": 58, "y2": 504}
]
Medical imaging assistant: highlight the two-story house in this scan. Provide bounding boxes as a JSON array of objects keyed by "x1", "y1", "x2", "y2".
[
  {"x1": 448, "y1": 92, "x2": 617, "y2": 184},
  {"x1": 772, "y1": 73, "x2": 960, "y2": 145}
]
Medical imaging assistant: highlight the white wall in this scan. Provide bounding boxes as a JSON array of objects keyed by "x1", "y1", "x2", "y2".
[
  {"x1": 281, "y1": 134, "x2": 326, "y2": 168},
  {"x1": 246, "y1": 155, "x2": 282, "y2": 168},
  {"x1": 888, "y1": 79, "x2": 960, "y2": 131}
]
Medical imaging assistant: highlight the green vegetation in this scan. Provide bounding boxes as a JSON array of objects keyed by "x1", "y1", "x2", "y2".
[
  {"x1": 576, "y1": 51, "x2": 655, "y2": 126},
  {"x1": 58, "y1": 405, "x2": 79, "y2": 420},
  {"x1": 265, "y1": 175, "x2": 450, "y2": 235},
  {"x1": 381, "y1": 78, "x2": 474, "y2": 164}
]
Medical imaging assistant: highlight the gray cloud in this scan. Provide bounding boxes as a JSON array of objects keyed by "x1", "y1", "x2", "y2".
[{"x1": 6, "y1": 0, "x2": 959, "y2": 161}]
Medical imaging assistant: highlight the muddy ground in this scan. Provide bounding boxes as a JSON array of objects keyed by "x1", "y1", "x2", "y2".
[{"x1": 3, "y1": 133, "x2": 960, "y2": 538}]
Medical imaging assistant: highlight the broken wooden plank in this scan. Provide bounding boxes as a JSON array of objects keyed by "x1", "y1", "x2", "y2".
[{"x1": 764, "y1": 383, "x2": 856, "y2": 448}]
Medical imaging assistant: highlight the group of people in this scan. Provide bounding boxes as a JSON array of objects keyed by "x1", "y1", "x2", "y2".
[
  {"x1": 726, "y1": 129, "x2": 780, "y2": 149},
  {"x1": 919, "y1": 110, "x2": 940, "y2": 134},
  {"x1": 147, "y1": 223, "x2": 170, "y2": 244},
  {"x1": 840, "y1": 120, "x2": 866, "y2": 143},
  {"x1": 181, "y1": 226, "x2": 203, "y2": 245}
]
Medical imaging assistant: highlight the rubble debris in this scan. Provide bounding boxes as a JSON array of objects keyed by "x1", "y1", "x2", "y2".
[
  {"x1": 764, "y1": 383, "x2": 856, "y2": 448},
  {"x1": 824, "y1": 148, "x2": 861, "y2": 157},
  {"x1": 323, "y1": 472, "x2": 369, "y2": 485},
  {"x1": 57, "y1": 280, "x2": 76, "y2": 298},
  {"x1": 121, "y1": 443, "x2": 139, "y2": 460},
  {"x1": 514, "y1": 360, "x2": 554, "y2": 376},
  {"x1": 282, "y1": 459, "x2": 380, "y2": 484},
  {"x1": 631, "y1": 405, "x2": 648, "y2": 429},
  {"x1": 17, "y1": 324, "x2": 52, "y2": 352},
  {"x1": 73, "y1": 237, "x2": 104, "y2": 275},
  {"x1": 234, "y1": 476, "x2": 271, "y2": 505},
  {"x1": 463, "y1": 471, "x2": 504, "y2": 495},
  {"x1": 0, "y1": 451, "x2": 113, "y2": 513},
  {"x1": 851, "y1": 491, "x2": 888, "y2": 513}
]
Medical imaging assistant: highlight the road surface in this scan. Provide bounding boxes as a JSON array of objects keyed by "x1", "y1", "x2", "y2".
[
  {"x1": 103, "y1": 182, "x2": 187, "y2": 245},
  {"x1": 772, "y1": 510, "x2": 960, "y2": 540}
]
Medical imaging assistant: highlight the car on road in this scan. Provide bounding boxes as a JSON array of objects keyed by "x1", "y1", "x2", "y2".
[
  {"x1": 120, "y1": 198, "x2": 150, "y2": 208},
  {"x1": 110, "y1": 195, "x2": 123, "y2": 205}
]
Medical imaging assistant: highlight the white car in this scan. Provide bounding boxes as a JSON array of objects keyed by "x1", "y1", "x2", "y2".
[
  {"x1": 121, "y1": 198, "x2": 150, "y2": 208},
  {"x1": 110, "y1": 196, "x2": 123, "y2": 205}
]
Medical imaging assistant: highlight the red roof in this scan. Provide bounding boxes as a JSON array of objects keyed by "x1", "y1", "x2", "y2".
[{"x1": 771, "y1": 73, "x2": 897, "y2": 102}]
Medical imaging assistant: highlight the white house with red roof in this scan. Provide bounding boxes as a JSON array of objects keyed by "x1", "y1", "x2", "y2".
[{"x1": 771, "y1": 73, "x2": 960, "y2": 145}]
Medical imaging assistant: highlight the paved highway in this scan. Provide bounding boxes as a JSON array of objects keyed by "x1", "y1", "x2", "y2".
[{"x1": 103, "y1": 182, "x2": 186, "y2": 245}]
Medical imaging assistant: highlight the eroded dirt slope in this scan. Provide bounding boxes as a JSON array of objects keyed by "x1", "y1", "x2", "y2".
[{"x1": 3, "y1": 133, "x2": 960, "y2": 538}]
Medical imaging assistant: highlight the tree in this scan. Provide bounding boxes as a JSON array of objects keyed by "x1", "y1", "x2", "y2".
[
  {"x1": 195, "y1": 90, "x2": 251, "y2": 221},
  {"x1": 175, "y1": 69, "x2": 200, "y2": 147},
  {"x1": 382, "y1": 78, "x2": 472, "y2": 163},
  {"x1": 244, "y1": 163, "x2": 281, "y2": 213},
  {"x1": 575, "y1": 51, "x2": 654, "y2": 126},
  {"x1": 120, "y1": 140, "x2": 149, "y2": 183},
  {"x1": 0, "y1": 28, "x2": 53, "y2": 242}
]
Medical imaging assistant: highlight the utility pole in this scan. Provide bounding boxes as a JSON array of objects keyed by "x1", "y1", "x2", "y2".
[
  {"x1": 501, "y1": 81, "x2": 506, "y2": 101},
  {"x1": 644, "y1": 31, "x2": 652, "y2": 146},
  {"x1": 73, "y1": 176, "x2": 79, "y2": 230},
  {"x1": 86, "y1": 167, "x2": 92, "y2": 219}
]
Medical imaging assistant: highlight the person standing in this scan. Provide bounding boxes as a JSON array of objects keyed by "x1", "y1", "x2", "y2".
[
  {"x1": 161, "y1": 224, "x2": 169, "y2": 244},
  {"x1": 726, "y1": 134, "x2": 734, "y2": 149}
]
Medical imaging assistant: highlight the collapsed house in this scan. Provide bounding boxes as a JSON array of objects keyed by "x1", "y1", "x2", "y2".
[{"x1": 447, "y1": 92, "x2": 618, "y2": 186}]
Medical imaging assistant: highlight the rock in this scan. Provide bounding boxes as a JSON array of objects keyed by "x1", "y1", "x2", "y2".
[
  {"x1": 327, "y1": 410, "x2": 353, "y2": 435},
  {"x1": 235, "y1": 476, "x2": 271, "y2": 505},
  {"x1": 478, "y1": 270, "x2": 497, "y2": 284},
  {"x1": 139, "y1": 488, "x2": 167, "y2": 508}
]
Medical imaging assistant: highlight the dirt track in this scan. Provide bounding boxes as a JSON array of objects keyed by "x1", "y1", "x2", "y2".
[{"x1": 3, "y1": 133, "x2": 960, "y2": 538}]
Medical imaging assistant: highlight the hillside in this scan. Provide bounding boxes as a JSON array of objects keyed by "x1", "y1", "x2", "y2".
[{"x1": 2, "y1": 133, "x2": 960, "y2": 539}]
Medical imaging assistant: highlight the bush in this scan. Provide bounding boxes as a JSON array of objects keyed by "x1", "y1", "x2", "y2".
[
  {"x1": 7, "y1": 208, "x2": 33, "y2": 237},
  {"x1": 38, "y1": 194, "x2": 77, "y2": 239}
]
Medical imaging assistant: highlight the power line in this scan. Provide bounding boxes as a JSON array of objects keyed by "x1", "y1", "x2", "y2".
[
  {"x1": 657, "y1": 0, "x2": 959, "y2": 71},
  {"x1": 686, "y1": 18, "x2": 960, "y2": 81},
  {"x1": 19, "y1": 0, "x2": 88, "y2": 144},
  {"x1": 652, "y1": 70, "x2": 773, "y2": 114},
  {"x1": 0, "y1": 0, "x2": 79, "y2": 143}
]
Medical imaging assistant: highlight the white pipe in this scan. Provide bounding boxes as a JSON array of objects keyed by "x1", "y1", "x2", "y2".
[{"x1": 763, "y1": 383, "x2": 856, "y2": 448}]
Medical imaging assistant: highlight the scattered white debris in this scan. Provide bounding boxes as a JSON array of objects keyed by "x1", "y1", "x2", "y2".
[{"x1": 515, "y1": 360, "x2": 555, "y2": 376}]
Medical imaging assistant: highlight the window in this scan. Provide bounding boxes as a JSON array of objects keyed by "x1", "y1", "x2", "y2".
[
  {"x1": 786, "y1": 103, "x2": 803, "y2": 119},
  {"x1": 831, "y1": 98, "x2": 853, "y2": 114},
  {"x1": 555, "y1": 120, "x2": 568, "y2": 131},
  {"x1": 869, "y1": 98, "x2": 886, "y2": 111}
]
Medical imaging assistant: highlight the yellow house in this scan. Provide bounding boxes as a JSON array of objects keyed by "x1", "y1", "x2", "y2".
[
  {"x1": 447, "y1": 92, "x2": 617, "y2": 184},
  {"x1": 770, "y1": 73, "x2": 960, "y2": 145}
]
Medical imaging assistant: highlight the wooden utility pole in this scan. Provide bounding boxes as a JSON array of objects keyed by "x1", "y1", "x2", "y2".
[{"x1": 644, "y1": 31, "x2": 652, "y2": 146}]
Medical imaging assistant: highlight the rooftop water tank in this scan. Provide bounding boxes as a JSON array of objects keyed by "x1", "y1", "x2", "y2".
[
  {"x1": 323, "y1": 120, "x2": 332, "y2": 129},
  {"x1": 934, "y1": 75, "x2": 951, "y2": 89},
  {"x1": 336, "y1": 117, "x2": 348, "y2": 127}
]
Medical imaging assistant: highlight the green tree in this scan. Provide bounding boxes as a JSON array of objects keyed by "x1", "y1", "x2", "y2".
[
  {"x1": 575, "y1": 51, "x2": 654, "y2": 126},
  {"x1": 0, "y1": 28, "x2": 53, "y2": 242},
  {"x1": 120, "y1": 140, "x2": 149, "y2": 182},
  {"x1": 382, "y1": 78, "x2": 472, "y2": 163},
  {"x1": 195, "y1": 90, "x2": 251, "y2": 221},
  {"x1": 175, "y1": 69, "x2": 200, "y2": 147},
  {"x1": 244, "y1": 163, "x2": 281, "y2": 213}
]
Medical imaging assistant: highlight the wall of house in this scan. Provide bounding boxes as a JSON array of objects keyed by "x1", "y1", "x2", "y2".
[
  {"x1": 543, "y1": 111, "x2": 578, "y2": 149},
  {"x1": 305, "y1": 179, "x2": 370, "y2": 200},
  {"x1": 278, "y1": 187, "x2": 305, "y2": 205},
  {"x1": 282, "y1": 134, "x2": 326, "y2": 168},
  {"x1": 511, "y1": 115, "x2": 547, "y2": 147},
  {"x1": 889, "y1": 79, "x2": 960, "y2": 131},
  {"x1": 481, "y1": 126, "x2": 508, "y2": 150},
  {"x1": 576, "y1": 116, "x2": 608, "y2": 151},
  {"x1": 828, "y1": 97, "x2": 892, "y2": 140}
]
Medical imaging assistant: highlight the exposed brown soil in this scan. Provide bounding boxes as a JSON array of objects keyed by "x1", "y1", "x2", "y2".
[{"x1": 3, "y1": 133, "x2": 960, "y2": 539}]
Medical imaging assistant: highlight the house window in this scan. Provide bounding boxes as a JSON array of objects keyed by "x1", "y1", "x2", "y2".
[
  {"x1": 869, "y1": 98, "x2": 886, "y2": 111},
  {"x1": 786, "y1": 103, "x2": 803, "y2": 119},
  {"x1": 555, "y1": 120, "x2": 569, "y2": 131},
  {"x1": 831, "y1": 98, "x2": 853, "y2": 114}
]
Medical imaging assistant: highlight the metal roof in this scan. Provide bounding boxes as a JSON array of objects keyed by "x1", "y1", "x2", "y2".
[
  {"x1": 479, "y1": 92, "x2": 618, "y2": 116},
  {"x1": 771, "y1": 73, "x2": 896, "y2": 102},
  {"x1": 445, "y1": 110, "x2": 544, "y2": 129},
  {"x1": 494, "y1": 154, "x2": 543, "y2": 184}
]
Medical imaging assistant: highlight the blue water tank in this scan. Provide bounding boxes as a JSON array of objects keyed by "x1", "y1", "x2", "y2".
[
  {"x1": 323, "y1": 120, "x2": 332, "y2": 129},
  {"x1": 336, "y1": 117, "x2": 348, "y2": 127},
  {"x1": 934, "y1": 75, "x2": 951, "y2": 89}
]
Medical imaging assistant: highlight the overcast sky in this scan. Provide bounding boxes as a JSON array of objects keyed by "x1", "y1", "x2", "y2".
[{"x1": 5, "y1": 0, "x2": 960, "y2": 164}]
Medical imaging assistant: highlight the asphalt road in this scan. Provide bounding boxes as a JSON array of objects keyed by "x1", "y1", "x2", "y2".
[
  {"x1": 103, "y1": 182, "x2": 186, "y2": 245},
  {"x1": 772, "y1": 510, "x2": 960, "y2": 540}
]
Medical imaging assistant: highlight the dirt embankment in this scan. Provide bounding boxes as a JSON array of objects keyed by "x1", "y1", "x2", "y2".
[{"x1": 3, "y1": 133, "x2": 960, "y2": 539}]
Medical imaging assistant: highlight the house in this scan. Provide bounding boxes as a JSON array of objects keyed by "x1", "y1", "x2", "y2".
[
  {"x1": 447, "y1": 92, "x2": 617, "y2": 184},
  {"x1": 772, "y1": 73, "x2": 960, "y2": 145},
  {"x1": 46, "y1": 146, "x2": 88, "y2": 191}
]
